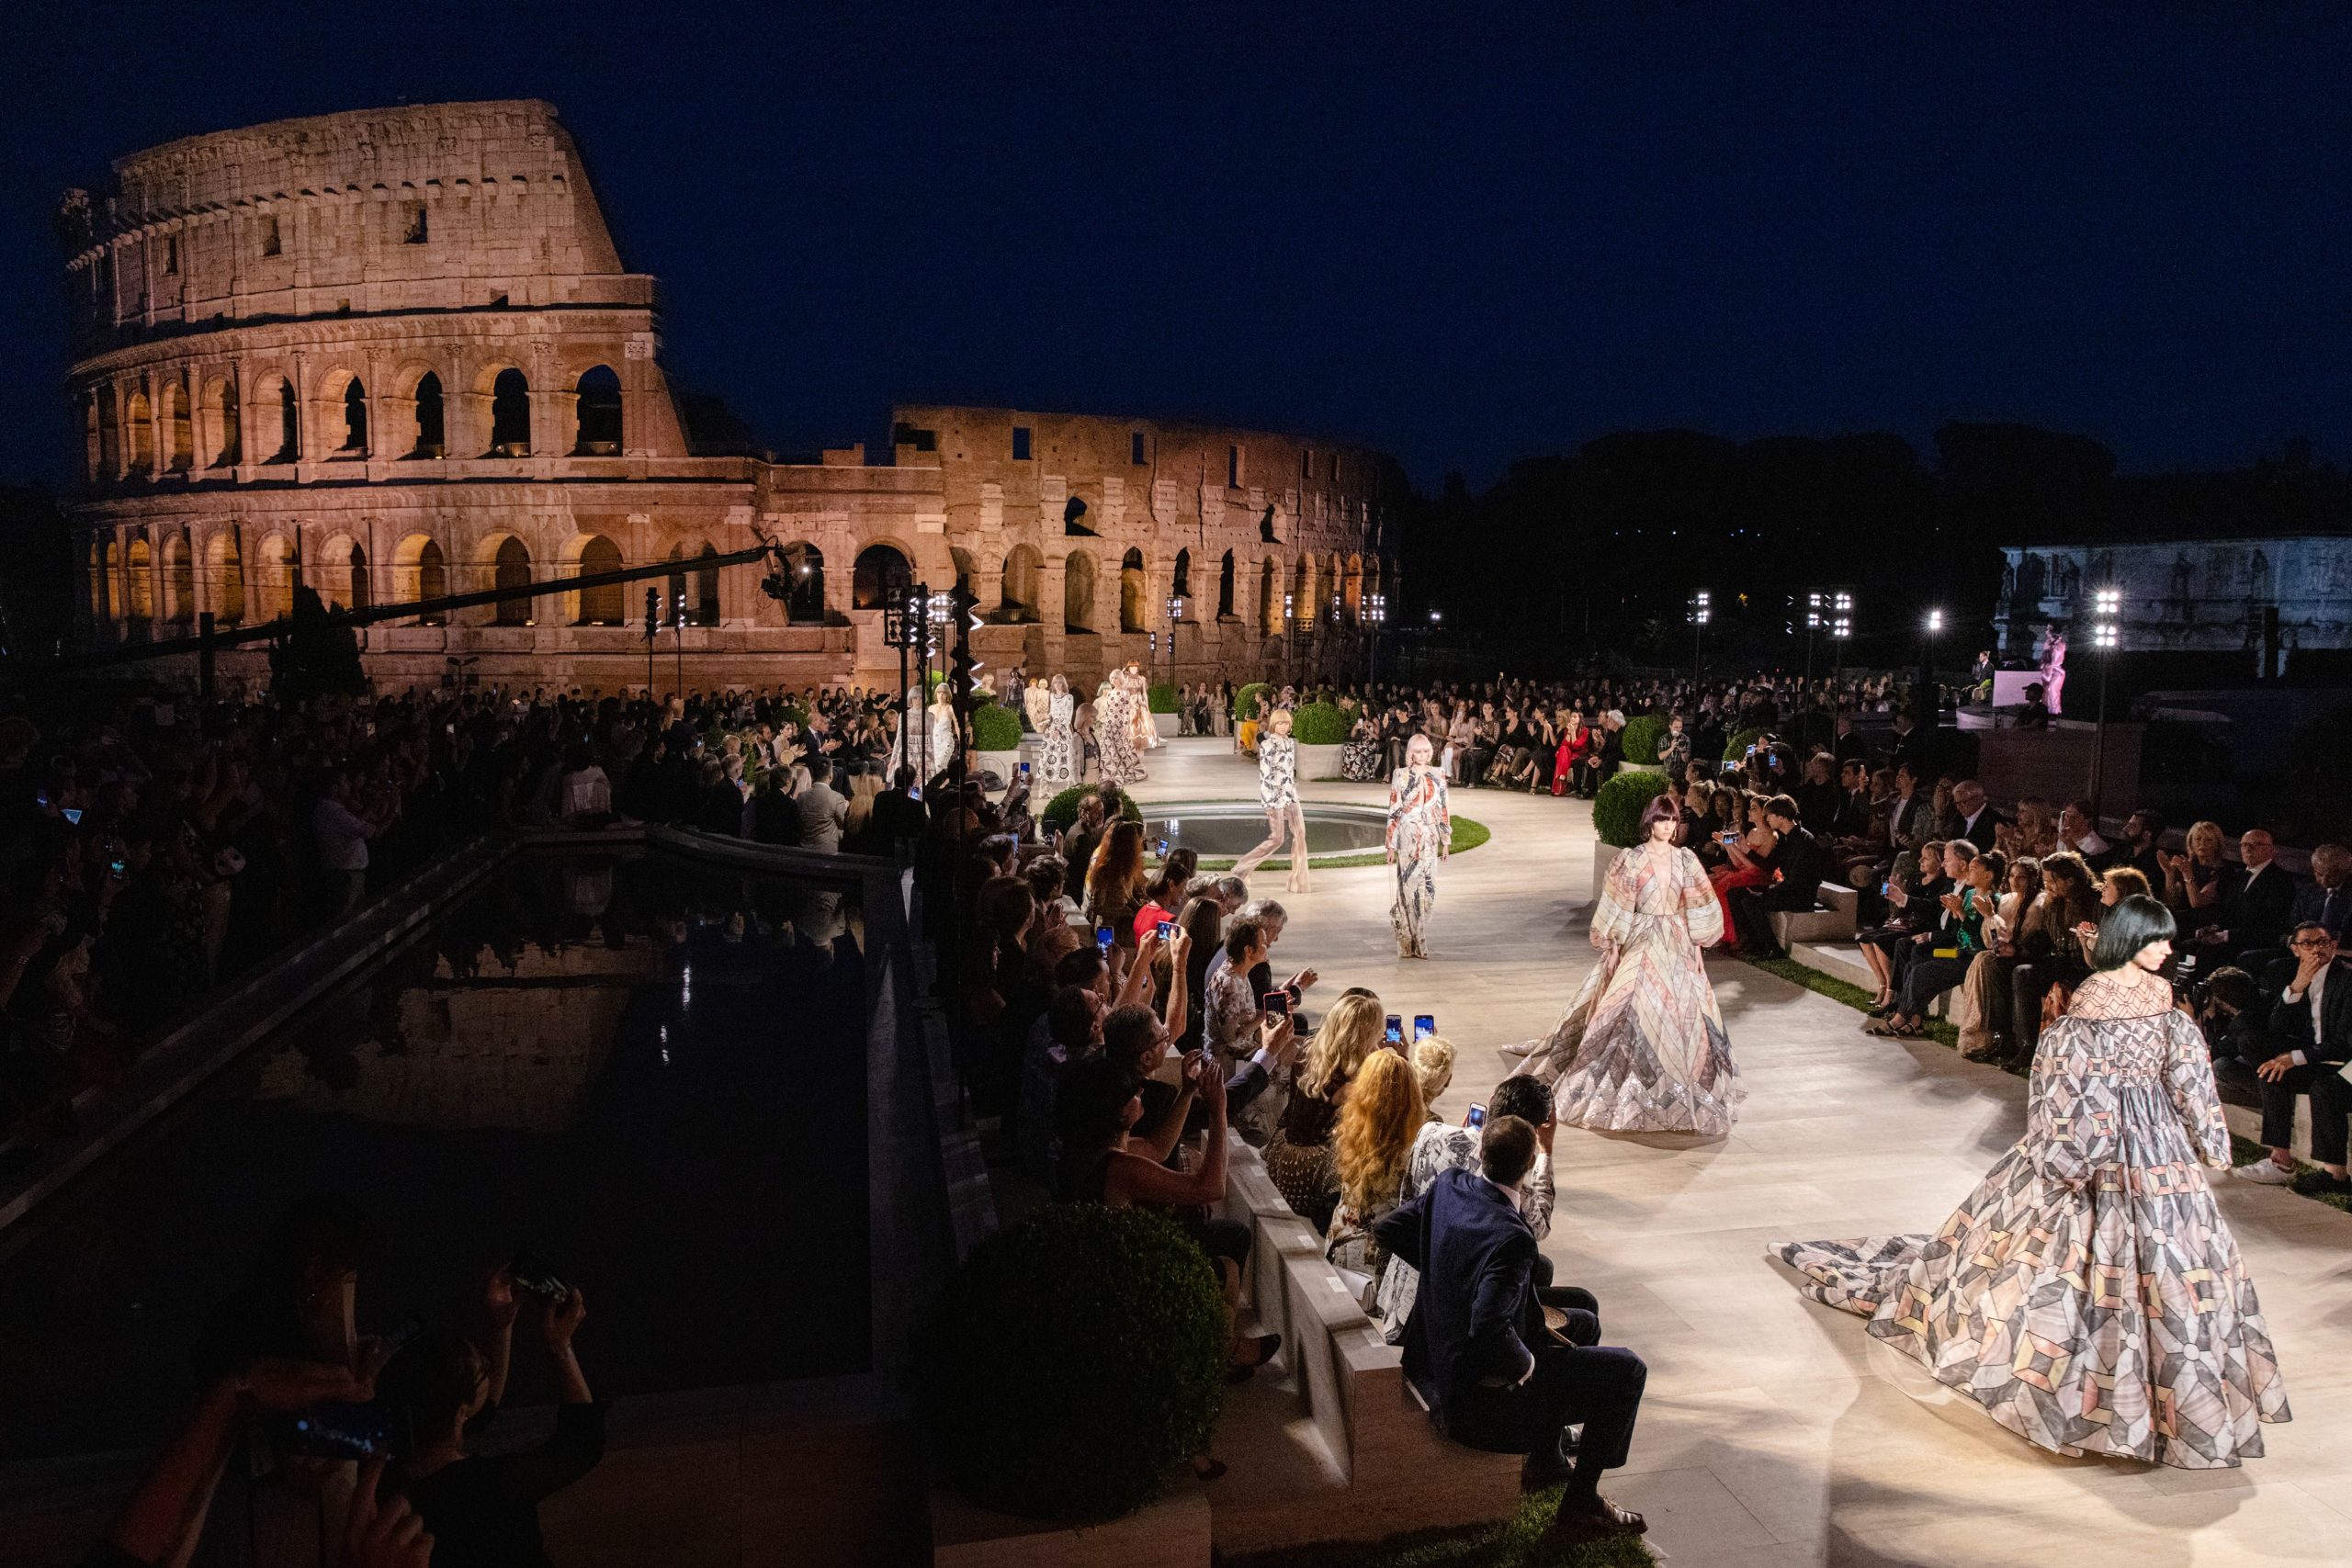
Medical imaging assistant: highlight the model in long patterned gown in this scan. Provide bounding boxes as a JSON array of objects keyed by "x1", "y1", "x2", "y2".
[
  {"x1": 1096, "y1": 673, "x2": 1145, "y2": 787},
  {"x1": 1385, "y1": 736, "x2": 1451, "y2": 958},
  {"x1": 1035, "y1": 675, "x2": 1079, "y2": 788},
  {"x1": 1772, "y1": 931, "x2": 2289, "y2": 1470},
  {"x1": 1524, "y1": 813, "x2": 1740, "y2": 1135},
  {"x1": 1232, "y1": 708, "x2": 1309, "y2": 894},
  {"x1": 1125, "y1": 662, "x2": 1160, "y2": 752}
]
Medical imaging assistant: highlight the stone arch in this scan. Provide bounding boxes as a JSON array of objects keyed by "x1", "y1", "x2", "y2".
[
  {"x1": 255, "y1": 373, "x2": 299, "y2": 462},
  {"x1": 664, "y1": 540, "x2": 721, "y2": 626},
  {"x1": 853, "y1": 543, "x2": 913, "y2": 610},
  {"x1": 89, "y1": 539, "x2": 112, "y2": 623},
  {"x1": 1259, "y1": 557, "x2": 1280, "y2": 636},
  {"x1": 164, "y1": 530, "x2": 196, "y2": 623},
  {"x1": 393, "y1": 533, "x2": 447, "y2": 625},
  {"x1": 999, "y1": 543, "x2": 1043, "y2": 622},
  {"x1": 1291, "y1": 556, "x2": 1312, "y2": 626},
  {"x1": 1217, "y1": 549, "x2": 1236, "y2": 619},
  {"x1": 573, "y1": 534, "x2": 625, "y2": 625},
  {"x1": 1171, "y1": 547, "x2": 1193, "y2": 599},
  {"x1": 409, "y1": 370, "x2": 447, "y2": 457},
  {"x1": 1120, "y1": 547, "x2": 1147, "y2": 633},
  {"x1": 487, "y1": 367, "x2": 531, "y2": 456},
  {"x1": 209, "y1": 529, "x2": 244, "y2": 625},
  {"x1": 166, "y1": 382, "x2": 194, "y2": 471},
  {"x1": 486, "y1": 535, "x2": 534, "y2": 625},
  {"x1": 126, "y1": 537, "x2": 153, "y2": 620},
  {"x1": 202, "y1": 375, "x2": 241, "y2": 467},
  {"x1": 1063, "y1": 548, "x2": 1098, "y2": 632},
  {"x1": 126, "y1": 388, "x2": 155, "y2": 475},
  {"x1": 1343, "y1": 553, "x2": 1364, "y2": 625},
  {"x1": 338, "y1": 375, "x2": 369, "y2": 454},
  {"x1": 778, "y1": 541, "x2": 825, "y2": 623},
  {"x1": 255, "y1": 533, "x2": 299, "y2": 622},
  {"x1": 572, "y1": 365, "x2": 622, "y2": 455},
  {"x1": 1326, "y1": 551, "x2": 1345, "y2": 625},
  {"x1": 317, "y1": 535, "x2": 365, "y2": 612},
  {"x1": 80, "y1": 391, "x2": 102, "y2": 484},
  {"x1": 345, "y1": 539, "x2": 371, "y2": 614},
  {"x1": 96, "y1": 384, "x2": 121, "y2": 477}
]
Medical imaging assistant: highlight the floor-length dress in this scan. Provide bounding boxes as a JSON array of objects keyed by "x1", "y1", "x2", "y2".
[
  {"x1": 1232, "y1": 734, "x2": 1308, "y2": 891},
  {"x1": 1385, "y1": 765, "x2": 1450, "y2": 957},
  {"x1": 1129, "y1": 671, "x2": 1160, "y2": 751},
  {"x1": 1772, "y1": 966, "x2": 2289, "y2": 1469},
  {"x1": 1097, "y1": 679, "x2": 1145, "y2": 787},
  {"x1": 1036, "y1": 691, "x2": 1079, "y2": 788},
  {"x1": 1529, "y1": 842, "x2": 1740, "y2": 1134}
]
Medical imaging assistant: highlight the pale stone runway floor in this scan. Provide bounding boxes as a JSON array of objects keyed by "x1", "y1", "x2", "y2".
[{"x1": 1129, "y1": 738, "x2": 2352, "y2": 1567}]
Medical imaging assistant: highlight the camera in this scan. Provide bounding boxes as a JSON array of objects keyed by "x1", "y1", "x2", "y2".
[{"x1": 508, "y1": 1248, "x2": 570, "y2": 1305}]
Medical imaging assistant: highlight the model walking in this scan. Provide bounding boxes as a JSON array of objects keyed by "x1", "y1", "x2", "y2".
[
  {"x1": 1773, "y1": 896, "x2": 2289, "y2": 1469},
  {"x1": 1036, "y1": 673, "x2": 1080, "y2": 788},
  {"x1": 1385, "y1": 734, "x2": 1451, "y2": 958},
  {"x1": 1521, "y1": 795, "x2": 1739, "y2": 1134},
  {"x1": 1096, "y1": 670, "x2": 1146, "y2": 787},
  {"x1": 1125, "y1": 661, "x2": 1160, "y2": 752},
  {"x1": 1233, "y1": 708, "x2": 1310, "y2": 893}
]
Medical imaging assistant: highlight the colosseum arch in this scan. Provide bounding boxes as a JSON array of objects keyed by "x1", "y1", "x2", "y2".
[
  {"x1": 405, "y1": 368, "x2": 447, "y2": 458},
  {"x1": 255, "y1": 533, "x2": 299, "y2": 622},
  {"x1": 96, "y1": 385, "x2": 120, "y2": 478},
  {"x1": 202, "y1": 376, "x2": 240, "y2": 467},
  {"x1": 1325, "y1": 552, "x2": 1345, "y2": 625},
  {"x1": 777, "y1": 541, "x2": 825, "y2": 624},
  {"x1": 1171, "y1": 547, "x2": 1193, "y2": 600},
  {"x1": 1217, "y1": 550, "x2": 1236, "y2": 619},
  {"x1": 1343, "y1": 553, "x2": 1363, "y2": 625},
  {"x1": 125, "y1": 388, "x2": 155, "y2": 475},
  {"x1": 572, "y1": 366, "x2": 622, "y2": 456},
  {"x1": 208, "y1": 530, "x2": 245, "y2": 625},
  {"x1": 1119, "y1": 547, "x2": 1147, "y2": 632},
  {"x1": 999, "y1": 543, "x2": 1042, "y2": 623},
  {"x1": 335, "y1": 374, "x2": 370, "y2": 455},
  {"x1": 166, "y1": 382, "x2": 194, "y2": 471},
  {"x1": 164, "y1": 531, "x2": 196, "y2": 623},
  {"x1": 486, "y1": 367, "x2": 532, "y2": 457},
  {"x1": 318, "y1": 535, "x2": 368, "y2": 612},
  {"x1": 87, "y1": 540, "x2": 110, "y2": 622},
  {"x1": 484, "y1": 535, "x2": 535, "y2": 625},
  {"x1": 664, "y1": 540, "x2": 721, "y2": 626},
  {"x1": 1291, "y1": 557, "x2": 1312, "y2": 626},
  {"x1": 392, "y1": 534, "x2": 448, "y2": 625},
  {"x1": 1063, "y1": 549, "x2": 1098, "y2": 632},
  {"x1": 255, "y1": 374, "x2": 300, "y2": 462},
  {"x1": 1259, "y1": 557, "x2": 1280, "y2": 636},
  {"x1": 852, "y1": 543, "x2": 913, "y2": 611},
  {"x1": 80, "y1": 392, "x2": 101, "y2": 484},
  {"x1": 572, "y1": 534, "x2": 625, "y2": 625},
  {"x1": 125, "y1": 538, "x2": 153, "y2": 621}
]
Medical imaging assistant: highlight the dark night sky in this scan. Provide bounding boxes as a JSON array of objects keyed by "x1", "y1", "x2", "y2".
[{"x1": 5, "y1": 2, "x2": 2348, "y2": 493}]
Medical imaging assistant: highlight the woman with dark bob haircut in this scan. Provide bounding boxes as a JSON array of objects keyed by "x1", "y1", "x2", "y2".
[{"x1": 1778, "y1": 890, "x2": 2289, "y2": 1468}]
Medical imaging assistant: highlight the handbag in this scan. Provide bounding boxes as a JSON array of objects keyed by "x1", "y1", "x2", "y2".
[{"x1": 1264, "y1": 1132, "x2": 1336, "y2": 1218}]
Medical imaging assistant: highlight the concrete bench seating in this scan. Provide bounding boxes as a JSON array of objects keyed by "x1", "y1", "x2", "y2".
[{"x1": 1766, "y1": 880, "x2": 1860, "y2": 948}]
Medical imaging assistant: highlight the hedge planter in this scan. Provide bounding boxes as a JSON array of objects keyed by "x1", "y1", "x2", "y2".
[
  {"x1": 1297, "y1": 742, "x2": 1345, "y2": 781},
  {"x1": 1152, "y1": 712, "x2": 1180, "y2": 739}
]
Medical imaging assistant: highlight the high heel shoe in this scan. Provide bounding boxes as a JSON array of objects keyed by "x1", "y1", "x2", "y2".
[{"x1": 1227, "y1": 1331, "x2": 1282, "y2": 1382}]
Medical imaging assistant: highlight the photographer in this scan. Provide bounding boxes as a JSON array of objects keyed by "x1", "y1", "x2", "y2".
[
  {"x1": 385, "y1": 1270, "x2": 605, "y2": 1568},
  {"x1": 2190, "y1": 966, "x2": 2267, "y2": 1083}
]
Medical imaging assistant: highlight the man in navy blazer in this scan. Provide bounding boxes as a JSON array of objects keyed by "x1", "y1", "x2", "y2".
[{"x1": 1374, "y1": 1115, "x2": 1648, "y2": 1544}]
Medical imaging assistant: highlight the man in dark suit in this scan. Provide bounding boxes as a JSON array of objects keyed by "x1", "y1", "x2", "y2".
[
  {"x1": 871, "y1": 764, "x2": 928, "y2": 851},
  {"x1": 1951, "y1": 780, "x2": 2004, "y2": 852},
  {"x1": 1729, "y1": 795, "x2": 1833, "y2": 958},
  {"x1": 2290, "y1": 843, "x2": 2351, "y2": 945},
  {"x1": 1375, "y1": 1118, "x2": 1648, "y2": 1545},
  {"x1": 2198, "y1": 828, "x2": 2299, "y2": 971},
  {"x1": 2235, "y1": 923, "x2": 2352, "y2": 1193}
]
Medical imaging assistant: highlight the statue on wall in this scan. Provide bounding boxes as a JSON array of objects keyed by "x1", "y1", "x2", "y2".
[
  {"x1": 2054, "y1": 555, "x2": 2082, "y2": 604},
  {"x1": 2171, "y1": 551, "x2": 2193, "y2": 602},
  {"x1": 2040, "y1": 626, "x2": 2068, "y2": 716},
  {"x1": 1999, "y1": 557, "x2": 2018, "y2": 605}
]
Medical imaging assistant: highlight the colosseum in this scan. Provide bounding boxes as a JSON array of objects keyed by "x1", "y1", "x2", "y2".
[{"x1": 60, "y1": 100, "x2": 1404, "y2": 694}]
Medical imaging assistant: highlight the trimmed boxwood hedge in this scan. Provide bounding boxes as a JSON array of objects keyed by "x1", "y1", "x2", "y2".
[
  {"x1": 1722, "y1": 726, "x2": 1765, "y2": 764},
  {"x1": 1147, "y1": 682, "x2": 1179, "y2": 714},
  {"x1": 1618, "y1": 714, "x2": 1666, "y2": 765},
  {"x1": 1233, "y1": 682, "x2": 1271, "y2": 723},
  {"x1": 1291, "y1": 700, "x2": 1350, "y2": 746},
  {"x1": 1040, "y1": 784, "x2": 1144, "y2": 834},
  {"x1": 969, "y1": 704, "x2": 1023, "y2": 752},
  {"x1": 1592, "y1": 769, "x2": 1674, "y2": 848},
  {"x1": 918, "y1": 1204, "x2": 1226, "y2": 1523}
]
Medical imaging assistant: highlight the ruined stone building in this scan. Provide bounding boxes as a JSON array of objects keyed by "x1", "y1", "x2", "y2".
[{"x1": 62, "y1": 100, "x2": 1404, "y2": 693}]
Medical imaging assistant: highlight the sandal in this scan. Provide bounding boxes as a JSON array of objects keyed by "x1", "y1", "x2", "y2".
[{"x1": 1862, "y1": 1018, "x2": 1905, "y2": 1037}]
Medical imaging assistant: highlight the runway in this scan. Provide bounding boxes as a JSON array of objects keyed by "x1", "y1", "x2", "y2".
[{"x1": 1129, "y1": 737, "x2": 2352, "y2": 1567}]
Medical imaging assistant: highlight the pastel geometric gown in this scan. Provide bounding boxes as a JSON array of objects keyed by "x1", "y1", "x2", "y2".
[
  {"x1": 1385, "y1": 765, "x2": 1451, "y2": 958},
  {"x1": 1527, "y1": 842, "x2": 1740, "y2": 1135},
  {"x1": 1773, "y1": 966, "x2": 2290, "y2": 1468}
]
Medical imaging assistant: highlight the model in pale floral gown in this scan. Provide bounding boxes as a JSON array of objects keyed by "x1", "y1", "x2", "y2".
[
  {"x1": 1521, "y1": 795, "x2": 1739, "y2": 1135},
  {"x1": 1096, "y1": 671, "x2": 1145, "y2": 787},
  {"x1": 1036, "y1": 674, "x2": 1080, "y2": 788},
  {"x1": 1233, "y1": 707, "x2": 1310, "y2": 894},
  {"x1": 1385, "y1": 735, "x2": 1451, "y2": 958},
  {"x1": 1774, "y1": 897, "x2": 2288, "y2": 1469}
]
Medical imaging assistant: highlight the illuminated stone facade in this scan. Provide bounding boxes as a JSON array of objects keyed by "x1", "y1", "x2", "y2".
[{"x1": 62, "y1": 101, "x2": 1399, "y2": 693}]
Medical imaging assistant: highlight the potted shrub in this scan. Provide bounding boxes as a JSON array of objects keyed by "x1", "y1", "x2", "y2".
[
  {"x1": 1289, "y1": 700, "x2": 1350, "y2": 780},
  {"x1": 1589, "y1": 769, "x2": 1673, "y2": 900},
  {"x1": 1040, "y1": 784, "x2": 1144, "y2": 836},
  {"x1": 1722, "y1": 726, "x2": 1765, "y2": 767},
  {"x1": 920, "y1": 1205, "x2": 1226, "y2": 1526},
  {"x1": 1232, "y1": 682, "x2": 1270, "y2": 725},
  {"x1": 969, "y1": 703, "x2": 1024, "y2": 791},
  {"x1": 1617, "y1": 714, "x2": 1667, "y2": 773},
  {"x1": 1148, "y1": 682, "x2": 1181, "y2": 739}
]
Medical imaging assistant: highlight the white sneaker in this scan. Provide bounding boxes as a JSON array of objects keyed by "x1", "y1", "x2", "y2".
[{"x1": 2234, "y1": 1159, "x2": 2297, "y2": 1186}]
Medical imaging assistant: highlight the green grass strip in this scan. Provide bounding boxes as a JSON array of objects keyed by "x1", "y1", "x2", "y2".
[
  {"x1": 1739, "y1": 953, "x2": 1962, "y2": 1052},
  {"x1": 1226, "y1": 1485, "x2": 1655, "y2": 1568},
  {"x1": 1194, "y1": 815, "x2": 1490, "y2": 873}
]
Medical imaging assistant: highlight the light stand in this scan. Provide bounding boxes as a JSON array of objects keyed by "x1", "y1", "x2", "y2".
[
  {"x1": 1365, "y1": 592, "x2": 1387, "y2": 688},
  {"x1": 1805, "y1": 590, "x2": 1852, "y2": 689},
  {"x1": 1687, "y1": 590, "x2": 1710, "y2": 688},
  {"x1": 672, "y1": 588, "x2": 686, "y2": 695},
  {"x1": 882, "y1": 587, "x2": 920, "y2": 777},
  {"x1": 2088, "y1": 588, "x2": 2120, "y2": 812},
  {"x1": 1166, "y1": 592, "x2": 1182, "y2": 686},
  {"x1": 1283, "y1": 592, "x2": 1295, "y2": 688}
]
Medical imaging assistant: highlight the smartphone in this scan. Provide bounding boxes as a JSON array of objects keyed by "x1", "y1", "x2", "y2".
[
  {"x1": 1156, "y1": 919, "x2": 1175, "y2": 940},
  {"x1": 62, "y1": 807, "x2": 83, "y2": 826},
  {"x1": 109, "y1": 858, "x2": 127, "y2": 880},
  {"x1": 909, "y1": 784, "x2": 922, "y2": 801},
  {"x1": 1464, "y1": 1102, "x2": 1487, "y2": 1130},
  {"x1": 1384, "y1": 1013, "x2": 1404, "y2": 1045},
  {"x1": 1095, "y1": 926, "x2": 1114, "y2": 954},
  {"x1": 1414, "y1": 1013, "x2": 1435, "y2": 1042},
  {"x1": 1156, "y1": 837, "x2": 1170, "y2": 855},
  {"x1": 266, "y1": 1401, "x2": 396, "y2": 1461},
  {"x1": 1261, "y1": 990, "x2": 1292, "y2": 1018},
  {"x1": 508, "y1": 1248, "x2": 569, "y2": 1305},
  {"x1": 35, "y1": 789, "x2": 46, "y2": 808},
  {"x1": 1018, "y1": 761, "x2": 1032, "y2": 776}
]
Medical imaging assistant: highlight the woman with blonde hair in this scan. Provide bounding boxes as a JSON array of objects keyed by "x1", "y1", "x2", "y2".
[
  {"x1": 2159, "y1": 819, "x2": 2229, "y2": 921},
  {"x1": 1265, "y1": 991, "x2": 1385, "y2": 1229},
  {"x1": 1407, "y1": 1034, "x2": 1455, "y2": 1118},
  {"x1": 1385, "y1": 734, "x2": 1452, "y2": 958},
  {"x1": 1324, "y1": 1050, "x2": 1428, "y2": 1304}
]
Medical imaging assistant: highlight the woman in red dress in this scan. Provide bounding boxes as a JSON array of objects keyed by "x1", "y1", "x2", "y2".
[
  {"x1": 1705, "y1": 794, "x2": 1780, "y2": 953},
  {"x1": 1550, "y1": 710, "x2": 1590, "y2": 797}
]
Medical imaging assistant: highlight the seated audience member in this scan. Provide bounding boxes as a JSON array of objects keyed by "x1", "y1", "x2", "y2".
[
  {"x1": 1726, "y1": 794, "x2": 1830, "y2": 959},
  {"x1": 2235, "y1": 923, "x2": 2352, "y2": 1193},
  {"x1": 386, "y1": 1278, "x2": 605, "y2": 1568},
  {"x1": 2193, "y1": 828, "x2": 2298, "y2": 971},
  {"x1": 2055, "y1": 797, "x2": 2109, "y2": 864},
  {"x1": 1375, "y1": 1074, "x2": 1561, "y2": 1340},
  {"x1": 1955, "y1": 854, "x2": 2041, "y2": 1062},
  {"x1": 2009, "y1": 850, "x2": 2098, "y2": 1063},
  {"x1": 2196, "y1": 965, "x2": 2267, "y2": 1079},
  {"x1": 1324, "y1": 1050, "x2": 1428, "y2": 1306},
  {"x1": 1264, "y1": 992, "x2": 1384, "y2": 1232},
  {"x1": 1374, "y1": 1116, "x2": 1649, "y2": 1545},
  {"x1": 2114, "y1": 808, "x2": 2166, "y2": 886},
  {"x1": 2158, "y1": 818, "x2": 2231, "y2": 925},
  {"x1": 1408, "y1": 1034, "x2": 1456, "y2": 1115},
  {"x1": 2291, "y1": 842, "x2": 2351, "y2": 945},
  {"x1": 1869, "y1": 845, "x2": 1995, "y2": 1038},
  {"x1": 1855, "y1": 841, "x2": 1948, "y2": 1010},
  {"x1": 1132, "y1": 847, "x2": 1202, "y2": 945},
  {"x1": 1951, "y1": 779, "x2": 2002, "y2": 852}
]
